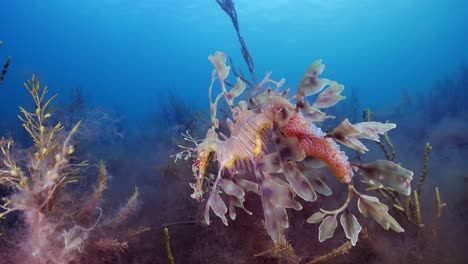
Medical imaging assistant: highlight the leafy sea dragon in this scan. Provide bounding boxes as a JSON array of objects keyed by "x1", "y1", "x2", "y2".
[{"x1": 173, "y1": 51, "x2": 413, "y2": 245}]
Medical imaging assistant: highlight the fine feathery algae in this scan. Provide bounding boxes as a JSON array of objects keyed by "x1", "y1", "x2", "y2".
[
  {"x1": 173, "y1": 51, "x2": 414, "y2": 246},
  {"x1": 0, "y1": 76, "x2": 143, "y2": 263}
]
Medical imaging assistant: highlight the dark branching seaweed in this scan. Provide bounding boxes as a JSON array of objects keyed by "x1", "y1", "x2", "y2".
[
  {"x1": 215, "y1": 0, "x2": 257, "y2": 87},
  {"x1": 0, "y1": 57, "x2": 10, "y2": 85},
  {"x1": 155, "y1": 87, "x2": 205, "y2": 143},
  {"x1": 0, "y1": 40, "x2": 11, "y2": 86}
]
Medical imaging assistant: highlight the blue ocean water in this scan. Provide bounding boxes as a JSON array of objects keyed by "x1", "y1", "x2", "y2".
[
  {"x1": 1, "y1": 0, "x2": 467, "y2": 122},
  {"x1": 1, "y1": 1, "x2": 468, "y2": 263}
]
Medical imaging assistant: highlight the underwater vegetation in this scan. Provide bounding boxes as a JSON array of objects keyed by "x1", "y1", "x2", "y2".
[
  {"x1": 1, "y1": 1, "x2": 466, "y2": 263},
  {"x1": 215, "y1": 0, "x2": 257, "y2": 87},
  {"x1": 0, "y1": 40, "x2": 11, "y2": 86},
  {"x1": 0, "y1": 44, "x2": 462, "y2": 264},
  {"x1": 155, "y1": 87, "x2": 206, "y2": 146},
  {"x1": 59, "y1": 85, "x2": 127, "y2": 164},
  {"x1": 0, "y1": 67, "x2": 456, "y2": 263},
  {"x1": 0, "y1": 76, "x2": 141, "y2": 263}
]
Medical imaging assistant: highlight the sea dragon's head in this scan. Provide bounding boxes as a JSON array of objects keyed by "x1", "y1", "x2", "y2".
[{"x1": 190, "y1": 128, "x2": 218, "y2": 201}]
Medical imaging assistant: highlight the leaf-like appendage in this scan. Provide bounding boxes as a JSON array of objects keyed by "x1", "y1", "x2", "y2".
[
  {"x1": 298, "y1": 100, "x2": 334, "y2": 122},
  {"x1": 353, "y1": 122, "x2": 396, "y2": 141},
  {"x1": 228, "y1": 197, "x2": 237, "y2": 220},
  {"x1": 204, "y1": 192, "x2": 228, "y2": 226},
  {"x1": 208, "y1": 51, "x2": 230, "y2": 82},
  {"x1": 309, "y1": 176, "x2": 332, "y2": 196},
  {"x1": 228, "y1": 196, "x2": 252, "y2": 220},
  {"x1": 340, "y1": 212, "x2": 362, "y2": 246},
  {"x1": 225, "y1": 77, "x2": 247, "y2": 111},
  {"x1": 301, "y1": 169, "x2": 332, "y2": 196},
  {"x1": 252, "y1": 88, "x2": 270, "y2": 107},
  {"x1": 226, "y1": 118, "x2": 234, "y2": 134},
  {"x1": 277, "y1": 137, "x2": 306, "y2": 162},
  {"x1": 307, "y1": 212, "x2": 325, "y2": 224},
  {"x1": 329, "y1": 119, "x2": 368, "y2": 153},
  {"x1": 312, "y1": 84, "x2": 345, "y2": 109},
  {"x1": 218, "y1": 178, "x2": 245, "y2": 199},
  {"x1": 262, "y1": 197, "x2": 280, "y2": 241},
  {"x1": 297, "y1": 60, "x2": 337, "y2": 99},
  {"x1": 229, "y1": 77, "x2": 246, "y2": 98},
  {"x1": 260, "y1": 152, "x2": 282, "y2": 173},
  {"x1": 209, "y1": 92, "x2": 223, "y2": 129},
  {"x1": 236, "y1": 179, "x2": 260, "y2": 194},
  {"x1": 319, "y1": 215, "x2": 338, "y2": 242},
  {"x1": 276, "y1": 207, "x2": 289, "y2": 228},
  {"x1": 301, "y1": 156, "x2": 326, "y2": 169},
  {"x1": 356, "y1": 160, "x2": 413, "y2": 196},
  {"x1": 262, "y1": 178, "x2": 302, "y2": 210},
  {"x1": 358, "y1": 194, "x2": 404, "y2": 232},
  {"x1": 238, "y1": 100, "x2": 248, "y2": 112},
  {"x1": 283, "y1": 162, "x2": 317, "y2": 202}
]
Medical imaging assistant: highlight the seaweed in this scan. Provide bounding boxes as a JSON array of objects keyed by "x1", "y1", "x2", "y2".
[
  {"x1": 0, "y1": 40, "x2": 11, "y2": 86},
  {"x1": 363, "y1": 109, "x2": 446, "y2": 229},
  {"x1": 215, "y1": 0, "x2": 257, "y2": 88},
  {"x1": 257, "y1": 236, "x2": 300, "y2": 264},
  {"x1": 306, "y1": 241, "x2": 353, "y2": 264},
  {"x1": 0, "y1": 76, "x2": 142, "y2": 263},
  {"x1": 163, "y1": 227, "x2": 175, "y2": 264}
]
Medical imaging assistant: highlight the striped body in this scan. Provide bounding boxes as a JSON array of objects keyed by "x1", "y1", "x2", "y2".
[{"x1": 215, "y1": 109, "x2": 271, "y2": 167}]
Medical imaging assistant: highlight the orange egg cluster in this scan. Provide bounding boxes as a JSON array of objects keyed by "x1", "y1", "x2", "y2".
[{"x1": 283, "y1": 114, "x2": 353, "y2": 183}]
